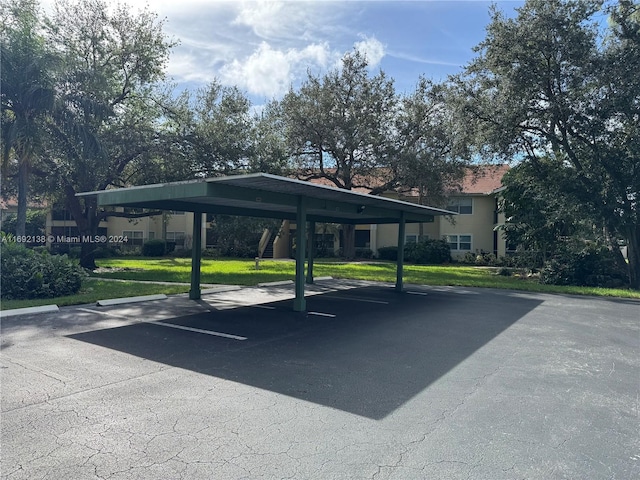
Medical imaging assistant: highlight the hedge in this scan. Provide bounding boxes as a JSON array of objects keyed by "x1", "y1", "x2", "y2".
[
  {"x1": 377, "y1": 239, "x2": 451, "y2": 264},
  {"x1": 1, "y1": 243, "x2": 85, "y2": 299}
]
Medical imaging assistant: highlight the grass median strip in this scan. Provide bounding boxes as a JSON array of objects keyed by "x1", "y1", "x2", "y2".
[
  {"x1": 91, "y1": 257, "x2": 640, "y2": 300},
  {"x1": 1, "y1": 280, "x2": 189, "y2": 311},
  {"x1": 3, "y1": 257, "x2": 638, "y2": 311}
]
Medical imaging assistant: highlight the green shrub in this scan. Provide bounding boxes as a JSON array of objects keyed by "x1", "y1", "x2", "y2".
[
  {"x1": 377, "y1": 246, "x2": 398, "y2": 261},
  {"x1": 93, "y1": 246, "x2": 120, "y2": 259},
  {"x1": 202, "y1": 248, "x2": 219, "y2": 258},
  {"x1": 377, "y1": 241, "x2": 452, "y2": 264},
  {"x1": 121, "y1": 246, "x2": 142, "y2": 256},
  {"x1": 540, "y1": 245, "x2": 628, "y2": 287},
  {"x1": 142, "y1": 239, "x2": 166, "y2": 257},
  {"x1": 221, "y1": 244, "x2": 256, "y2": 258},
  {"x1": 314, "y1": 245, "x2": 335, "y2": 258},
  {"x1": 461, "y1": 250, "x2": 497, "y2": 266},
  {"x1": 497, "y1": 267, "x2": 512, "y2": 276},
  {"x1": 170, "y1": 248, "x2": 192, "y2": 258},
  {"x1": 405, "y1": 239, "x2": 451, "y2": 265},
  {"x1": 501, "y1": 250, "x2": 545, "y2": 269},
  {"x1": 0, "y1": 243, "x2": 85, "y2": 300},
  {"x1": 355, "y1": 248, "x2": 374, "y2": 259}
]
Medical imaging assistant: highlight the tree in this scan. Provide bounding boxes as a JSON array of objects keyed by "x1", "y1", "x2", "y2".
[
  {"x1": 248, "y1": 101, "x2": 291, "y2": 176},
  {"x1": 280, "y1": 51, "x2": 397, "y2": 258},
  {"x1": 188, "y1": 81, "x2": 254, "y2": 177},
  {"x1": 499, "y1": 159, "x2": 608, "y2": 264},
  {"x1": 393, "y1": 78, "x2": 467, "y2": 238},
  {"x1": 452, "y1": 0, "x2": 640, "y2": 288},
  {"x1": 39, "y1": 0, "x2": 176, "y2": 268},
  {"x1": 0, "y1": 208, "x2": 46, "y2": 238},
  {"x1": 1, "y1": 0, "x2": 55, "y2": 237}
]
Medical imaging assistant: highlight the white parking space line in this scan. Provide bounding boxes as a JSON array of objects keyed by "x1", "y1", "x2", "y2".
[
  {"x1": 77, "y1": 308, "x2": 120, "y2": 316},
  {"x1": 307, "y1": 311, "x2": 337, "y2": 318},
  {"x1": 407, "y1": 291, "x2": 429, "y2": 296},
  {"x1": 251, "y1": 305, "x2": 276, "y2": 310},
  {"x1": 77, "y1": 308, "x2": 247, "y2": 340},
  {"x1": 323, "y1": 295, "x2": 389, "y2": 304},
  {"x1": 151, "y1": 321, "x2": 247, "y2": 340}
]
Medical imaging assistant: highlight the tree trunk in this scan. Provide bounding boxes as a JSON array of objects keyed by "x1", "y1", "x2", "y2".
[
  {"x1": 64, "y1": 185, "x2": 98, "y2": 270},
  {"x1": 626, "y1": 224, "x2": 640, "y2": 290},
  {"x1": 342, "y1": 223, "x2": 356, "y2": 259},
  {"x1": 16, "y1": 159, "x2": 29, "y2": 237},
  {"x1": 80, "y1": 241, "x2": 98, "y2": 270},
  {"x1": 418, "y1": 185, "x2": 424, "y2": 240}
]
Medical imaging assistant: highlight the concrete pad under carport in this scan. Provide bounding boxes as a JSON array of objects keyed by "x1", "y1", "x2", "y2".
[{"x1": 1, "y1": 283, "x2": 638, "y2": 479}]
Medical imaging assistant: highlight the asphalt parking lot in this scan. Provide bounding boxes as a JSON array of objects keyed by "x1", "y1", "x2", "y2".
[{"x1": 1, "y1": 280, "x2": 639, "y2": 479}]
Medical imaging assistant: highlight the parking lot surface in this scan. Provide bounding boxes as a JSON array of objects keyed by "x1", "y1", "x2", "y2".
[{"x1": 2, "y1": 280, "x2": 639, "y2": 479}]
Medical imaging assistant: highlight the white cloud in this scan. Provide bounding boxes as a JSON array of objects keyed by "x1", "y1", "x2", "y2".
[
  {"x1": 353, "y1": 36, "x2": 386, "y2": 68},
  {"x1": 232, "y1": 0, "x2": 336, "y2": 42},
  {"x1": 233, "y1": 1, "x2": 286, "y2": 36},
  {"x1": 219, "y1": 41, "x2": 335, "y2": 98}
]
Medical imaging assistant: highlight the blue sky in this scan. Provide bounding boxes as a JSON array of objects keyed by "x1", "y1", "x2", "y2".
[{"x1": 43, "y1": 0, "x2": 526, "y2": 104}]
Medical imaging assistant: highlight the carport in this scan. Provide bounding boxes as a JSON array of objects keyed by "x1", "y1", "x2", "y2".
[{"x1": 79, "y1": 173, "x2": 454, "y2": 311}]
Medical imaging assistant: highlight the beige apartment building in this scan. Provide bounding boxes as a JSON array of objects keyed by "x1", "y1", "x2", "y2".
[
  {"x1": 46, "y1": 207, "x2": 206, "y2": 251},
  {"x1": 2, "y1": 166, "x2": 508, "y2": 259},
  {"x1": 376, "y1": 165, "x2": 510, "y2": 259},
  {"x1": 269, "y1": 165, "x2": 510, "y2": 260}
]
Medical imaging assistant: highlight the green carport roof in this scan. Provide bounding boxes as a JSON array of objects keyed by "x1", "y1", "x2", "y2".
[{"x1": 78, "y1": 173, "x2": 454, "y2": 224}]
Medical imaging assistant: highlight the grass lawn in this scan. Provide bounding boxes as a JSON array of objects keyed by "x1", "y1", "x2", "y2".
[
  {"x1": 4, "y1": 257, "x2": 637, "y2": 311},
  {"x1": 0, "y1": 280, "x2": 189, "y2": 311},
  {"x1": 91, "y1": 257, "x2": 640, "y2": 300}
]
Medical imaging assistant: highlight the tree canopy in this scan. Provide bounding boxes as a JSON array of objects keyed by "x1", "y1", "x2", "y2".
[
  {"x1": 452, "y1": 0, "x2": 640, "y2": 288},
  {"x1": 4, "y1": 0, "x2": 637, "y2": 286},
  {"x1": 1, "y1": 0, "x2": 55, "y2": 236},
  {"x1": 280, "y1": 51, "x2": 468, "y2": 256}
]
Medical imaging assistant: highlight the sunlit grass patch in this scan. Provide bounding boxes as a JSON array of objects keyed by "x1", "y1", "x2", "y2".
[
  {"x1": 5, "y1": 258, "x2": 634, "y2": 310},
  {"x1": 0, "y1": 280, "x2": 189, "y2": 310},
  {"x1": 91, "y1": 258, "x2": 640, "y2": 300}
]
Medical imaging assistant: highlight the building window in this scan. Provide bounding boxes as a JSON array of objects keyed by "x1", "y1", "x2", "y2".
[
  {"x1": 51, "y1": 207, "x2": 71, "y2": 221},
  {"x1": 355, "y1": 230, "x2": 370, "y2": 248},
  {"x1": 446, "y1": 197, "x2": 473, "y2": 215},
  {"x1": 123, "y1": 230, "x2": 144, "y2": 245},
  {"x1": 166, "y1": 231, "x2": 185, "y2": 246},
  {"x1": 446, "y1": 234, "x2": 472, "y2": 251},
  {"x1": 405, "y1": 234, "x2": 418, "y2": 244}
]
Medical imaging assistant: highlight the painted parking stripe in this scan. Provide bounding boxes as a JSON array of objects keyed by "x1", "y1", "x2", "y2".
[
  {"x1": 78, "y1": 308, "x2": 246, "y2": 340},
  {"x1": 78, "y1": 308, "x2": 120, "y2": 316},
  {"x1": 308, "y1": 311, "x2": 337, "y2": 318},
  {"x1": 407, "y1": 291, "x2": 429, "y2": 296},
  {"x1": 323, "y1": 295, "x2": 389, "y2": 304},
  {"x1": 150, "y1": 321, "x2": 247, "y2": 340}
]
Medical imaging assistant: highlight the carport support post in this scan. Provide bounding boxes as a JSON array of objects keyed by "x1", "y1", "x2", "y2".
[
  {"x1": 294, "y1": 196, "x2": 307, "y2": 311},
  {"x1": 396, "y1": 212, "x2": 406, "y2": 292},
  {"x1": 189, "y1": 212, "x2": 203, "y2": 300},
  {"x1": 306, "y1": 221, "x2": 315, "y2": 284}
]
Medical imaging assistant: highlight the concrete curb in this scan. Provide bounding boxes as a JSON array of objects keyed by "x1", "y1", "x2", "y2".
[
  {"x1": 257, "y1": 280, "x2": 295, "y2": 287},
  {"x1": 314, "y1": 276, "x2": 333, "y2": 281},
  {"x1": 0, "y1": 304, "x2": 59, "y2": 318},
  {"x1": 201, "y1": 286, "x2": 242, "y2": 295},
  {"x1": 96, "y1": 294, "x2": 167, "y2": 307}
]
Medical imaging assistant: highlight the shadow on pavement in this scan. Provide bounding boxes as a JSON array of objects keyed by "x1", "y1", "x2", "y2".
[{"x1": 68, "y1": 286, "x2": 542, "y2": 419}]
